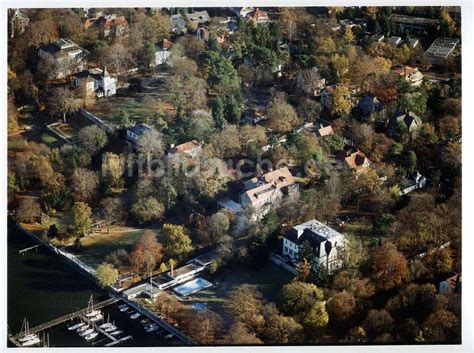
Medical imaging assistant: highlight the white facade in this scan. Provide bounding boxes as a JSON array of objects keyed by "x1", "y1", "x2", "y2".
[
  {"x1": 283, "y1": 219, "x2": 346, "y2": 274},
  {"x1": 74, "y1": 68, "x2": 116, "y2": 97}
]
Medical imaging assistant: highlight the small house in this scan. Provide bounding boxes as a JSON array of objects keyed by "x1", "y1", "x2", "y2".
[
  {"x1": 167, "y1": 140, "x2": 203, "y2": 160},
  {"x1": 126, "y1": 123, "x2": 155, "y2": 145},
  {"x1": 155, "y1": 39, "x2": 173, "y2": 66},
  {"x1": 399, "y1": 171, "x2": 427, "y2": 195},
  {"x1": 246, "y1": 8, "x2": 269, "y2": 24},
  {"x1": 243, "y1": 108, "x2": 267, "y2": 124},
  {"x1": 336, "y1": 148, "x2": 371, "y2": 173},
  {"x1": 317, "y1": 125, "x2": 334, "y2": 137}
]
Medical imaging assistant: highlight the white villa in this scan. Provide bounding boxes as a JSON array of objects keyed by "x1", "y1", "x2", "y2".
[
  {"x1": 283, "y1": 219, "x2": 346, "y2": 273},
  {"x1": 73, "y1": 67, "x2": 117, "y2": 97}
]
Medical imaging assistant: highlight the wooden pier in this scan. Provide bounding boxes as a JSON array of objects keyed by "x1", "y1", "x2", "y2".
[
  {"x1": 18, "y1": 244, "x2": 40, "y2": 255},
  {"x1": 10, "y1": 297, "x2": 118, "y2": 344},
  {"x1": 104, "y1": 335, "x2": 133, "y2": 347}
]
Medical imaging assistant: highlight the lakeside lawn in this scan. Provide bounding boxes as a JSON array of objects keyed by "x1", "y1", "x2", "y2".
[
  {"x1": 186, "y1": 260, "x2": 294, "y2": 323},
  {"x1": 73, "y1": 227, "x2": 150, "y2": 268}
]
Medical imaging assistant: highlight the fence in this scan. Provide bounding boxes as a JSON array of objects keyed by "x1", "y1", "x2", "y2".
[{"x1": 79, "y1": 108, "x2": 115, "y2": 134}]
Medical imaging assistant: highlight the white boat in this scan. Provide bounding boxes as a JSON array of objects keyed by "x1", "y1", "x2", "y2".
[
  {"x1": 18, "y1": 319, "x2": 40, "y2": 346},
  {"x1": 130, "y1": 312, "x2": 141, "y2": 320},
  {"x1": 85, "y1": 310, "x2": 101, "y2": 318},
  {"x1": 118, "y1": 303, "x2": 127, "y2": 309},
  {"x1": 84, "y1": 295, "x2": 101, "y2": 318},
  {"x1": 84, "y1": 332, "x2": 99, "y2": 341},
  {"x1": 119, "y1": 306, "x2": 129, "y2": 312},
  {"x1": 79, "y1": 328, "x2": 94, "y2": 337},
  {"x1": 21, "y1": 336, "x2": 41, "y2": 346},
  {"x1": 99, "y1": 322, "x2": 112, "y2": 329},
  {"x1": 18, "y1": 334, "x2": 37, "y2": 343},
  {"x1": 110, "y1": 330, "x2": 123, "y2": 336},
  {"x1": 104, "y1": 325, "x2": 117, "y2": 333},
  {"x1": 68, "y1": 322, "x2": 84, "y2": 331},
  {"x1": 89, "y1": 313, "x2": 103, "y2": 322},
  {"x1": 77, "y1": 325, "x2": 89, "y2": 333},
  {"x1": 145, "y1": 325, "x2": 159, "y2": 333}
]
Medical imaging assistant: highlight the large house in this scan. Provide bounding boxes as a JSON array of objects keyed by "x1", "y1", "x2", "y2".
[
  {"x1": 185, "y1": 10, "x2": 211, "y2": 26},
  {"x1": 392, "y1": 65, "x2": 424, "y2": 86},
  {"x1": 38, "y1": 38, "x2": 87, "y2": 79},
  {"x1": 155, "y1": 39, "x2": 173, "y2": 66},
  {"x1": 240, "y1": 167, "x2": 298, "y2": 219},
  {"x1": 73, "y1": 67, "x2": 117, "y2": 97},
  {"x1": 283, "y1": 219, "x2": 346, "y2": 273},
  {"x1": 84, "y1": 14, "x2": 128, "y2": 38}
]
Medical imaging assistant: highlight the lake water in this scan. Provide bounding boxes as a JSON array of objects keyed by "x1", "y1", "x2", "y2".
[{"x1": 8, "y1": 224, "x2": 182, "y2": 347}]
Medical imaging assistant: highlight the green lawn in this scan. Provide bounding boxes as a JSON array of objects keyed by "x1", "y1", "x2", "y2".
[
  {"x1": 87, "y1": 73, "x2": 171, "y2": 126},
  {"x1": 73, "y1": 228, "x2": 149, "y2": 268},
  {"x1": 40, "y1": 132, "x2": 64, "y2": 148}
]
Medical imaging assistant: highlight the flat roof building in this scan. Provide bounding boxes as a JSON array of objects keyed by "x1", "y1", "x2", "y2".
[
  {"x1": 390, "y1": 14, "x2": 438, "y2": 33},
  {"x1": 425, "y1": 37, "x2": 460, "y2": 66},
  {"x1": 167, "y1": 263, "x2": 205, "y2": 283}
]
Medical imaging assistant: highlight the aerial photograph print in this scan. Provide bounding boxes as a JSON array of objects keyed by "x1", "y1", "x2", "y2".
[{"x1": 6, "y1": 4, "x2": 462, "y2": 348}]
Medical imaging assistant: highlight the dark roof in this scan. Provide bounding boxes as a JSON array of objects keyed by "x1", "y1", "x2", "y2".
[
  {"x1": 74, "y1": 70, "x2": 102, "y2": 81},
  {"x1": 389, "y1": 111, "x2": 422, "y2": 131},
  {"x1": 285, "y1": 228, "x2": 326, "y2": 249},
  {"x1": 358, "y1": 96, "x2": 382, "y2": 116},
  {"x1": 39, "y1": 38, "x2": 84, "y2": 56}
]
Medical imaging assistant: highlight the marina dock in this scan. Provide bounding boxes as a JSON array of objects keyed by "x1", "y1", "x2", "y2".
[{"x1": 9, "y1": 298, "x2": 118, "y2": 346}]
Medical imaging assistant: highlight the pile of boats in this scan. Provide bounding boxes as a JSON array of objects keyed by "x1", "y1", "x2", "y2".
[
  {"x1": 72, "y1": 322, "x2": 99, "y2": 341},
  {"x1": 118, "y1": 304, "x2": 142, "y2": 320}
]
